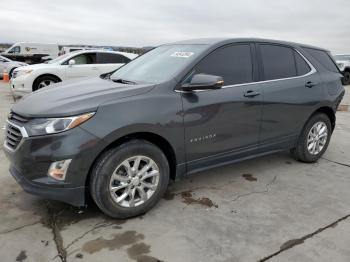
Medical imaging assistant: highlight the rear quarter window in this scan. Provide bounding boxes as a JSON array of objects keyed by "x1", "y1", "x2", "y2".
[
  {"x1": 294, "y1": 51, "x2": 311, "y2": 76},
  {"x1": 303, "y1": 47, "x2": 339, "y2": 73}
]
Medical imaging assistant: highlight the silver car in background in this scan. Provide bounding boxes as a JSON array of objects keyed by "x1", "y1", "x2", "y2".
[{"x1": 0, "y1": 55, "x2": 27, "y2": 79}]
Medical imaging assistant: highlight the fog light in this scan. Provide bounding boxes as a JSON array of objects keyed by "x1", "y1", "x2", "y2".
[{"x1": 48, "y1": 159, "x2": 72, "y2": 181}]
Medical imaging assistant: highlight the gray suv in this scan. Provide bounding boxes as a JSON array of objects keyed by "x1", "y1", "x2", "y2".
[{"x1": 3, "y1": 38, "x2": 345, "y2": 218}]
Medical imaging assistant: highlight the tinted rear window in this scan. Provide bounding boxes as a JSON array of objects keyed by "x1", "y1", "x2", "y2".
[
  {"x1": 97, "y1": 53, "x2": 130, "y2": 64},
  {"x1": 260, "y1": 44, "x2": 296, "y2": 80},
  {"x1": 194, "y1": 44, "x2": 253, "y2": 85},
  {"x1": 303, "y1": 48, "x2": 339, "y2": 72}
]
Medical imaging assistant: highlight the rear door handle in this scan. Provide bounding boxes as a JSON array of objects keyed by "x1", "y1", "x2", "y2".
[
  {"x1": 305, "y1": 81, "x2": 318, "y2": 88},
  {"x1": 244, "y1": 90, "x2": 261, "y2": 98},
  {"x1": 92, "y1": 67, "x2": 98, "y2": 70}
]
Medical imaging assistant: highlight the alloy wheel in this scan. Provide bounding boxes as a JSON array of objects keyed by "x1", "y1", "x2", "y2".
[
  {"x1": 307, "y1": 121, "x2": 328, "y2": 155},
  {"x1": 38, "y1": 80, "x2": 55, "y2": 89},
  {"x1": 109, "y1": 155, "x2": 160, "y2": 208}
]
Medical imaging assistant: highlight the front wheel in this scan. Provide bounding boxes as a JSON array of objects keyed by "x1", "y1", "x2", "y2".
[
  {"x1": 90, "y1": 140, "x2": 170, "y2": 219},
  {"x1": 291, "y1": 113, "x2": 332, "y2": 163},
  {"x1": 33, "y1": 75, "x2": 60, "y2": 91}
]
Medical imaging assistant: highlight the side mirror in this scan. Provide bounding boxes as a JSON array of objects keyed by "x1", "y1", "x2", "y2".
[
  {"x1": 68, "y1": 59, "x2": 76, "y2": 66},
  {"x1": 181, "y1": 74, "x2": 224, "y2": 92}
]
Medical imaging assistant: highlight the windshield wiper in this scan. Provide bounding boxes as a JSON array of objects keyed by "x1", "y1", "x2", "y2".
[{"x1": 112, "y1": 78, "x2": 137, "y2": 85}]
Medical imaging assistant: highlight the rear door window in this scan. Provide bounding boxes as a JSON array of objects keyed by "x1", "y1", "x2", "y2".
[
  {"x1": 259, "y1": 44, "x2": 297, "y2": 80},
  {"x1": 303, "y1": 47, "x2": 339, "y2": 73},
  {"x1": 193, "y1": 44, "x2": 253, "y2": 86},
  {"x1": 97, "y1": 53, "x2": 130, "y2": 64}
]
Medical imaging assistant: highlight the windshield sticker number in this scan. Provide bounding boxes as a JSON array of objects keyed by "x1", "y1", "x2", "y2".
[{"x1": 171, "y1": 52, "x2": 194, "y2": 58}]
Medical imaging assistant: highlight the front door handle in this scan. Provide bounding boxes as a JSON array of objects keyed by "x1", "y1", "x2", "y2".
[
  {"x1": 305, "y1": 81, "x2": 318, "y2": 88},
  {"x1": 92, "y1": 67, "x2": 98, "y2": 70},
  {"x1": 244, "y1": 90, "x2": 261, "y2": 98}
]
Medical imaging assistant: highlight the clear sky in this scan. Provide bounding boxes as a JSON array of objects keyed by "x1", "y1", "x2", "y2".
[{"x1": 0, "y1": 0, "x2": 349, "y2": 53}]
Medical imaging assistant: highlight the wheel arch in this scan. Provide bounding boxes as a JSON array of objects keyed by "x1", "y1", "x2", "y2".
[
  {"x1": 8, "y1": 67, "x2": 17, "y2": 78},
  {"x1": 32, "y1": 74, "x2": 62, "y2": 91},
  {"x1": 314, "y1": 106, "x2": 336, "y2": 131},
  {"x1": 85, "y1": 131, "x2": 178, "y2": 189},
  {"x1": 295, "y1": 105, "x2": 336, "y2": 147},
  {"x1": 291, "y1": 105, "x2": 335, "y2": 162}
]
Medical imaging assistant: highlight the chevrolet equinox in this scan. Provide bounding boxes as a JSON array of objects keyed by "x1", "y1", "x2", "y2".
[{"x1": 4, "y1": 38, "x2": 345, "y2": 218}]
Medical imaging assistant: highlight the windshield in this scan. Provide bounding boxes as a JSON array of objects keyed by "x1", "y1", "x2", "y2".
[
  {"x1": 7, "y1": 45, "x2": 20, "y2": 54},
  {"x1": 110, "y1": 44, "x2": 207, "y2": 83},
  {"x1": 334, "y1": 55, "x2": 350, "y2": 61}
]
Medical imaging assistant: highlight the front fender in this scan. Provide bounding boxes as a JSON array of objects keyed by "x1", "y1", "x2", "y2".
[{"x1": 80, "y1": 89, "x2": 186, "y2": 164}]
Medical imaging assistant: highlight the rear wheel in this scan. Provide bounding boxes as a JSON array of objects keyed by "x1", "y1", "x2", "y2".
[
  {"x1": 291, "y1": 113, "x2": 332, "y2": 162},
  {"x1": 90, "y1": 140, "x2": 170, "y2": 219},
  {"x1": 342, "y1": 71, "x2": 350, "y2": 85},
  {"x1": 33, "y1": 75, "x2": 60, "y2": 91}
]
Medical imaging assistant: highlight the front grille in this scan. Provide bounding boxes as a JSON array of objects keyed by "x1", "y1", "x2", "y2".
[
  {"x1": 5, "y1": 123, "x2": 23, "y2": 150},
  {"x1": 8, "y1": 112, "x2": 30, "y2": 124}
]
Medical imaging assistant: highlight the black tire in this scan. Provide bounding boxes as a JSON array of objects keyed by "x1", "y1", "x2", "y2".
[
  {"x1": 342, "y1": 71, "x2": 350, "y2": 85},
  {"x1": 33, "y1": 75, "x2": 60, "y2": 91},
  {"x1": 90, "y1": 140, "x2": 170, "y2": 219},
  {"x1": 9, "y1": 68, "x2": 16, "y2": 79},
  {"x1": 291, "y1": 113, "x2": 332, "y2": 163}
]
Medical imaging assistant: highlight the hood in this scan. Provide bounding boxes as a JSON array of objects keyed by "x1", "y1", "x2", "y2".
[
  {"x1": 7, "y1": 61, "x2": 27, "y2": 68},
  {"x1": 8, "y1": 61, "x2": 27, "y2": 66},
  {"x1": 15, "y1": 63, "x2": 56, "y2": 71},
  {"x1": 12, "y1": 77, "x2": 155, "y2": 117}
]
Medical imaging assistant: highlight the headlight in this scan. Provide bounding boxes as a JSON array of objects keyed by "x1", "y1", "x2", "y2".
[
  {"x1": 15, "y1": 69, "x2": 33, "y2": 77},
  {"x1": 26, "y1": 112, "x2": 95, "y2": 136}
]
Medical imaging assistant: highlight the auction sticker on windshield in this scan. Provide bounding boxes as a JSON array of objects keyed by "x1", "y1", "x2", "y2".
[{"x1": 171, "y1": 52, "x2": 194, "y2": 58}]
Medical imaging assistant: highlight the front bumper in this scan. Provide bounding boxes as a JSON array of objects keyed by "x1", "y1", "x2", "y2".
[
  {"x1": 10, "y1": 76, "x2": 32, "y2": 96},
  {"x1": 10, "y1": 166, "x2": 86, "y2": 206},
  {"x1": 3, "y1": 124, "x2": 105, "y2": 206}
]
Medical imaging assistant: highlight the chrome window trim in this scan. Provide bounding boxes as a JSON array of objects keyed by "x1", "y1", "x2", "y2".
[
  {"x1": 3, "y1": 120, "x2": 28, "y2": 152},
  {"x1": 175, "y1": 48, "x2": 317, "y2": 93}
]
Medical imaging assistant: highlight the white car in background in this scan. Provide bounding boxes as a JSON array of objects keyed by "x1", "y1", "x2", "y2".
[
  {"x1": 0, "y1": 55, "x2": 27, "y2": 79},
  {"x1": 334, "y1": 54, "x2": 350, "y2": 85},
  {"x1": 10, "y1": 50, "x2": 138, "y2": 96}
]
